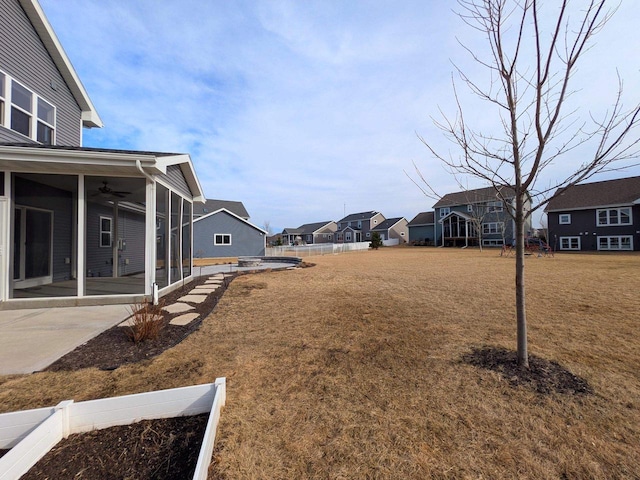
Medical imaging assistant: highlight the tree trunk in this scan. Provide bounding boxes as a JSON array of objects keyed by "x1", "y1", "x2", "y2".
[{"x1": 515, "y1": 193, "x2": 529, "y2": 368}]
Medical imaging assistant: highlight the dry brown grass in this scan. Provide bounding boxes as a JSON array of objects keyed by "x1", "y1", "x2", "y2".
[{"x1": 1, "y1": 248, "x2": 639, "y2": 478}]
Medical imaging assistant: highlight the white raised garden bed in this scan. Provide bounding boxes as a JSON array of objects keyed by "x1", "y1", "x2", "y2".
[{"x1": 0, "y1": 377, "x2": 225, "y2": 480}]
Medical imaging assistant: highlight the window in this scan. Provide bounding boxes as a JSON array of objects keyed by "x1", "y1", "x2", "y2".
[
  {"x1": 598, "y1": 236, "x2": 633, "y2": 251},
  {"x1": 467, "y1": 204, "x2": 473, "y2": 213},
  {"x1": 559, "y1": 214, "x2": 571, "y2": 225},
  {"x1": 306, "y1": 235, "x2": 312, "y2": 242},
  {"x1": 345, "y1": 232, "x2": 352, "y2": 242},
  {"x1": 100, "y1": 216, "x2": 112, "y2": 247},
  {"x1": 214, "y1": 234, "x2": 231, "y2": 245},
  {"x1": 1, "y1": 73, "x2": 56, "y2": 144},
  {"x1": 440, "y1": 207, "x2": 450, "y2": 217},
  {"x1": 11, "y1": 80, "x2": 31, "y2": 137},
  {"x1": 597, "y1": 207, "x2": 632, "y2": 226},
  {"x1": 560, "y1": 237, "x2": 580, "y2": 250},
  {"x1": 357, "y1": 221, "x2": 362, "y2": 228},
  {"x1": 486, "y1": 201, "x2": 503, "y2": 212},
  {"x1": 401, "y1": 231, "x2": 405, "y2": 236},
  {"x1": 482, "y1": 239, "x2": 504, "y2": 246},
  {"x1": 37, "y1": 98, "x2": 55, "y2": 144},
  {"x1": 0, "y1": 72, "x2": 5, "y2": 124},
  {"x1": 482, "y1": 222, "x2": 503, "y2": 234},
  {"x1": 366, "y1": 232, "x2": 371, "y2": 238}
]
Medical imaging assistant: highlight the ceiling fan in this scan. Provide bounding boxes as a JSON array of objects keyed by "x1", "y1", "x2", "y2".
[{"x1": 93, "y1": 181, "x2": 131, "y2": 198}]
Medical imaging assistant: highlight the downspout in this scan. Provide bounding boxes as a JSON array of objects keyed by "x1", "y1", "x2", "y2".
[{"x1": 136, "y1": 160, "x2": 158, "y2": 304}]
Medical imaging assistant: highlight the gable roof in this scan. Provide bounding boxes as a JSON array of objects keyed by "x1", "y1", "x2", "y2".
[
  {"x1": 193, "y1": 207, "x2": 267, "y2": 234},
  {"x1": 297, "y1": 221, "x2": 336, "y2": 235},
  {"x1": 545, "y1": 176, "x2": 640, "y2": 212},
  {"x1": 19, "y1": 0, "x2": 102, "y2": 128},
  {"x1": 434, "y1": 186, "x2": 516, "y2": 208},
  {"x1": 372, "y1": 217, "x2": 406, "y2": 231},
  {"x1": 281, "y1": 228, "x2": 303, "y2": 235},
  {"x1": 338, "y1": 211, "x2": 380, "y2": 223},
  {"x1": 193, "y1": 199, "x2": 249, "y2": 219},
  {"x1": 439, "y1": 210, "x2": 473, "y2": 223},
  {"x1": 408, "y1": 211, "x2": 435, "y2": 226}
]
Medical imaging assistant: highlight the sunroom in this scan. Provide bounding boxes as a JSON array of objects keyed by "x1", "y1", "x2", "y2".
[{"x1": 0, "y1": 144, "x2": 205, "y2": 309}]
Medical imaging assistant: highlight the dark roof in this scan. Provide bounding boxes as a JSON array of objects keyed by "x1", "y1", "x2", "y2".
[
  {"x1": 338, "y1": 211, "x2": 380, "y2": 223},
  {"x1": 433, "y1": 186, "x2": 515, "y2": 208},
  {"x1": 372, "y1": 217, "x2": 405, "y2": 231},
  {"x1": 193, "y1": 199, "x2": 249, "y2": 219},
  {"x1": 0, "y1": 143, "x2": 181, "y2": 157},
  {"x1": 545, "y1": 176, "x2": 640, "y2": 211},
  {"x1": 408, "y1": 211, "x2": 435, "y2": 226},
  {"x1": 297, "y1": 221, "x2": 335, "y2": 235},
  {"x1": 281, "y1": 228, "x2": 303, "y2": 235}
]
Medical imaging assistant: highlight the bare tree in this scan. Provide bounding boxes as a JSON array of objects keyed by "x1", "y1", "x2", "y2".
[
  {"x1": 418, "y1": 0, "x2": 640, "y2": 367},
  {"x1": 262, "y1": 220, "x2": 273, "y2": 236}
]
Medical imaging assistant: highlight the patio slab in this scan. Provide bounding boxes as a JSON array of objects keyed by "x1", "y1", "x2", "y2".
[
  {"x1": 163, "y1": 302, "x2": 195, "y2": 314},
  {"x1": 178, "y1": 294, "x2": 208, "y2": 304}
]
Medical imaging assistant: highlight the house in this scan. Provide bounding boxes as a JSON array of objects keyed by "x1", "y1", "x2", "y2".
[
  {"x1": 433, "y1": 186, "x2": 531, "y2": 247},
  {"x1": 193, "y1": 207, "x2": 267, "y2": 258},
  {"x1": 335, "y1": 211, "x2": 385, "y2": 243},
  {"x1": 193, "y1": 199, "x2": 249, "y2": 221},
  {"x1": 371, "y1": 217, "x2": 408, "y2": 243},
  {"x1": 0, "y1": 0, "x2": 205, "y2": 307},
  {"x1": 545, "y1": 176, "x2": 640, "y2": 251},
  {"x1": 407, "y1": 211, "x2": 435, "y2": 245},
  {"x1": 282, "y1": 221, "x2": 336, "y2": 245}
]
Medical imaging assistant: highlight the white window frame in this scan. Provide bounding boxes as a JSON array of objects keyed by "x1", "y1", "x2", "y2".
[
  {"x1": 482, "y1": 239, "x2": 504, "y2": 247},
  {"x1": 99, "y1": 216, "x2": 112, "y2": 248},
  {"x1": 596, "y1": 207, "x2": 632, "y2": 226},
  {"x1": 214, "y1": 234, "x2": 232, "y2": 245},
  {"x1": 440, "y1": 207, "x2": 450, "y2": 217},
  {"x1": 486, "y1": 201, "x2": 503, "y2": 213},
  {"x1": 482, "y1": 222, "x2": 503, "y2": 235},
  {"x1": 467, "y1": 204, "x2": 473, "y2": 213},
  {"x1": 559, "y1": 214, "x2": 571, "y2": 225},
  {"x1": 597, "y1": 235, "x2": 633, "y2": 251},
  {"x1": 559, "y1": 236, "x2": 580, "y2": 250},
  {"x1": 0, "y1": 72, "x2": 5, "y2": 126},
  {"x1": 345, "y1": 232, "x2": 352, "y2": 242},
  {"x1": 366, "y1": 232, "x2": 371, "y2": 238}
]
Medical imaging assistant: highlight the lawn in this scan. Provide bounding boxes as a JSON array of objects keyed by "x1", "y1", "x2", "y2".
[{"x1": 1, "y1": 248, "x2": 639, "y2": 478}]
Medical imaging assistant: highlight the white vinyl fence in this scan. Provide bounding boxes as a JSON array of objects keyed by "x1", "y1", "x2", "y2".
[{"x1": 267, "y1": 239, "x2": 399, "y2": 257}]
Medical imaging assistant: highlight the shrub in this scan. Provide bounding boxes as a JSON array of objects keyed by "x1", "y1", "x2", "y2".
[
  {"x1": 126, "y1": 301, "x2": 165, "y2": 344},
  {"x1": 369, "y1": 232, "x2": 383, "y2": 250}
]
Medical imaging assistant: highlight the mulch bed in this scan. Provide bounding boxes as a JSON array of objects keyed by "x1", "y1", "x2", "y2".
[
  {"x1": 45, "y1": 274, "x2": 235, "y2": 372},
  {"x1": 462, "y1": 345, "x2": 593, "y2": 395},
  {"x1": 20, "y1": 414, "x2": 209, "y2": 480}
]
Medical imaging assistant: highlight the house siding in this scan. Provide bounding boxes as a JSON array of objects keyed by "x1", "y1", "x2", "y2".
[
  {"x1": 548, "y1": 206, "x2": 640, "y2": 251},
  {"x1": 163, "y1": 164, "x2": 192, "y2": 199},
  {"x1": 194, "y1": 210, "x2": 265, "y2": 258},
  {"x1": 0, "y1": 0, "x2": 83, "y2": 146},
  {"x1": 408, "y1": 225, "x2": 435, "y2": 244}
]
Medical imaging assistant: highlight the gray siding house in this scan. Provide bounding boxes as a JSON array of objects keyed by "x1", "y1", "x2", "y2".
[
  {"x1": 0, "y1": 0, "x2": 207, "y2": 308},
  {"x1": 434, "y1": 186, "x2": 531, "y2": 247},
  {"x1": 336, "y1": 211, "x2": 385, "y2": 243},
  {"x1": 193, "y1": 208, "x2": 267, "y2": 258},
  {"x1": 408, "y1": 211, "x2": 435, "y2": 245},
  {"x1": 282, "y1": 221, "x2": 336, "y2": 245},
  {"x1": 371, "y1": 217, "x2": 408, "y2": 243},
  {"x1": 545, "y1": 176, "x2": 640, "y2": 251}
]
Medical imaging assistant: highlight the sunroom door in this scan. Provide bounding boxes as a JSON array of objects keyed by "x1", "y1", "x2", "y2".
[{"x1": 13, "y1": 206, "x2": 53, "y2": 288}]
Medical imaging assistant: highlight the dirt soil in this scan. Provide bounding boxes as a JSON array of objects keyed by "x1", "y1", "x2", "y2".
[
  {"x1": 45, "y1": 274, "x2": 234, "y2": 372},
  {"x1": 21, "y1": 414, "x2": 209, "y2": 480}
]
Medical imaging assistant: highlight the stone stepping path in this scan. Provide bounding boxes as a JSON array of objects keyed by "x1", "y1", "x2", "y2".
[
  {"x1": 163, "y1": 302, "x2": 194, "y2": 314},
  {"x1": 178, "y1": 294, "x2": 207, "y2": 304},
  {"x1": 193, "y1": 286, "x2": 219, "y2": 293},
  {"x1": 170, "y1": 312, "x2": 200, "y2": 326}
]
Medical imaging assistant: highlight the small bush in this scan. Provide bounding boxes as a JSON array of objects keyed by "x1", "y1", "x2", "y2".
[
  {"x1": 369, "y1": 232, "x2": 383, "y2": 250},
  {"x1": 126, "y1": 301, "x2": 165, "y2": 344}
]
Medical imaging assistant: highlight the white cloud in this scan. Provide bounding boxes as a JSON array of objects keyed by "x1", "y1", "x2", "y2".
[{"x1": 40, "y1": 0, "x2": 640, "y2": 231}]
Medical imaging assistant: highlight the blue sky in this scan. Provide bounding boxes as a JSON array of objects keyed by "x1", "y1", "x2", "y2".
[{"x1": 40, "y1": 1, "x2": 640, "y2": 232}]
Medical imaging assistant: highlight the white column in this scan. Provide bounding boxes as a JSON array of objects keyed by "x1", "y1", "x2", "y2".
[{"x1": 77, "y1": 175, "x2": 85, "y2": 297}]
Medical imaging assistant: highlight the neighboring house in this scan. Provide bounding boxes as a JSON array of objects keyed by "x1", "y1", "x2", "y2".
[
  {"x1": 371, "y1": 217, "x2": 408, "y2": 243},
  {"x1": 281, "y1": 227, "x2": 304, "y2": 245},
  {"x1": 335, "y1": 211, "x2": 385, "y2": 243},
  {"x1": 193, "y1": 208, "x2": 267, "y2": 258},
  {"x1": 407, "y1": 211, "x2": 435, "y2": 245},
  {"x1": 433, "y1": 186, "x2": 531, "y2": 247},
  {"x1": 545, "y1": 176, "x2": 640, "y2": 252},
  {"x1": 193, "y1": 199, "x2": 249, "y2": 221},
  {"x1": 0, "y1": 0, "x2": 206, "y2": 308},
  {"x1": 297, "y1": 221, "x2": 337, "y2": 245}
]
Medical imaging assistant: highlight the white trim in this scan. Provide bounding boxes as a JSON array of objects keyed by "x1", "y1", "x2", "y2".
[
  {"x1": 214, "y1": 233, "x2": 232, "y2": 246},
  {"x1": 597, "y1": 235, "x2": 633, "y2": 251},
  {"x1": 596, "y1": 207, "x2": 632, "y2": 226},
  {"x1": 193, "y1": 207, "x2": 267, "y2": 234},
  {"x1": 13, "y1": 206, "x2": 54, "y2": 289},
  {"x1": 482, "y1": 239, "x2": 504, "y2": 246},
  {"x1": 558, "y1": 213, "x2": 571, "y2": 225},
  {"x1": 559, "y1": 236, "x2": 581, "y2": 250},
  {"x1": 546, "y1": 202, "x2": 635, "y2": 213},
  {"x1": 99, "y1": 215, "x2": 112, "y2": 247},
  {"x1": 482, "y1": 222, "x2": 504, "y2": 235}
]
